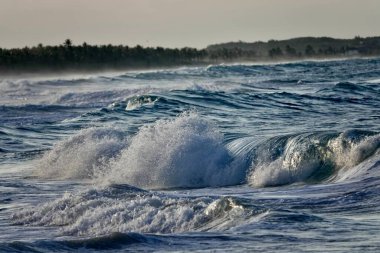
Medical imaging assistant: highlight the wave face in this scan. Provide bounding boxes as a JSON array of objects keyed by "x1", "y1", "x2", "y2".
[
  {"x1": 249, "y1": 131, "x2": 380, "y2": 187},
  {"x1": 2, "y1": 58, "x2": 380, "y2": 252}
]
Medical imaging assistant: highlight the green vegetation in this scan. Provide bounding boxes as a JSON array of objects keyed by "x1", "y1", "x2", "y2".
[
  {"x1": 207, "y1": 36, "x2": 380, "y2": 60},
  {"x1": 0, "y1": 42, "x2": 207, "y2": 73},
  {"x1": 1, "y1": 36, "x2": 380, "y2": 73}
]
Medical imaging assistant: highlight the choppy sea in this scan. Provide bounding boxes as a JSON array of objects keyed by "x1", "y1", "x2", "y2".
[{"x1": 1, "y1": 58, "x2": 380, "y2": 252}]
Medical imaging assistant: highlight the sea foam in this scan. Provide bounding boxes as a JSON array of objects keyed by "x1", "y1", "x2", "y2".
[
  {"x1": 37, "y1": 112, "x2": 245, "y2": 189},
  {"x1": 37, "y1": 127, "x2": 127, "y2": 179},
  {"x1": 102, "y1": 111, "x2": 244, "y2": 189},
  {"x1": 12, "y1": 185, "x2": 255, "y2": 236}
]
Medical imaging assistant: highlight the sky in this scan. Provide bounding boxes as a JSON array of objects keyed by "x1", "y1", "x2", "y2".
[{"x1": 1, "y1": 0, "x2": 380, "y2": 49}]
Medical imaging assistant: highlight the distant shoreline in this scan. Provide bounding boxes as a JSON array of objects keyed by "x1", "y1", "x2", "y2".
[
  {"x1": 1, "y1": 36, "x2": 380, "y2": 75},
  {"x1": 1, "y1": 56, "x2": 379, "y2": 79}
]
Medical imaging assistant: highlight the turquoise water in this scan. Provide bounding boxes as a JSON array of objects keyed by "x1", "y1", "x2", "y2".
[{"x1": 1, "y1": 58, "x2": 380, "y2": 252}]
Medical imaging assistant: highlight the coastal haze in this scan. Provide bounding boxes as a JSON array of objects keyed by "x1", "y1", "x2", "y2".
[{"x1": 1, "y1": 0, "x2": 380, "y2": 48}]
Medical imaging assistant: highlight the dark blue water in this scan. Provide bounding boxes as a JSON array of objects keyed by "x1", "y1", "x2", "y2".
[{"x1": 1, "y1": 58, "x2": 380, "y2": 252}]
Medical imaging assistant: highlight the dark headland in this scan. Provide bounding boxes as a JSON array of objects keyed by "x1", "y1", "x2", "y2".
[{"x1": 1, "y1": 36, "x2": 380, "y2": 74}]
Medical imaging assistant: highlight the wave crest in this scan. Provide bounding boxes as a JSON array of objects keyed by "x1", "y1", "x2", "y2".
[
  {"x1": 37, "y1": 128, "x2": 127, "y2": 179},
  {"x1": 103, "y1": 111, "x2": 244, "y2": 189},
  {"x1": 249, "y1": 131, "x2": 380, "y2": 187},
  {"x1": 36, "y1": 112, "x2": 245, "y2": 189}
]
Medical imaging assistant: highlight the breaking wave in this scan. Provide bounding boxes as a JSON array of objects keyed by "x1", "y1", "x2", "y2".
[
  {"x1": 37, "y1": 127, "x2": 128, "y2": 179},
  {"x1": 102, "y1": 111, "x2": 245, "y2": 189},
  {"x1": 12, "y1": 184, "x2": 262, "y2": 236},
  {"x1": 249, "y1": 130, "x2": 380, "y2": 187},
  {"x1": 36, "y1": 111, "x2": 380, "y2": 189},
  {"x1": 37, "y1": 112, "x2": 246, "y2": 189}
]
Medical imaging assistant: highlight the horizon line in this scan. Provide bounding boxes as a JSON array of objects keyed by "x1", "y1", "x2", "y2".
[{"x1": 2, "y1": 35, "x2": 380, "y2": 50}]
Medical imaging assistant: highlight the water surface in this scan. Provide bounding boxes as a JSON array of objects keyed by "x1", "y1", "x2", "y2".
[{"x1": 1, "y1": 58, "x2": 380, "y2": 252}]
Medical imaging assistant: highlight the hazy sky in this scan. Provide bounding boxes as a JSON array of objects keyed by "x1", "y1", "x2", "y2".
[{"x1": 1, "y1": 0, "x2": 380, "y2": 49}]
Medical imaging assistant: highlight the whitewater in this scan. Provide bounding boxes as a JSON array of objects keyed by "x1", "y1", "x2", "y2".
[{"x1": 1, "y1": 58, "x2": 380, "y2": 252}]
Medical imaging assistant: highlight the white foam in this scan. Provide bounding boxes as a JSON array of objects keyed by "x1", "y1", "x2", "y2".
[
  {"x1": 12, "y1": 187, "x2": 255, "y2": 236},
  {"x1": 329, "y1": 133, "x2": 380, "y2": 169},
  {"x1": 102, "y1": 111, "x2": 244, "y2": 189},
  {"x1": 125, "y1": 95, "x2": 157, "y2": 111},
  {"x1": 367, "y1": 78, "x2": 380, "y2": 84},
  {"x1": 330, "y1": 133, "x2": 380, "y2": 181},
  {"x1": 37, "y1": 127, "x2": 127, "y2": 179},
  {"x1": 249, "y1": 136, "x2": 323, "y2": 187},
  {"x1": 37, "y1": 112, "x2": 246, "y2": 189}
]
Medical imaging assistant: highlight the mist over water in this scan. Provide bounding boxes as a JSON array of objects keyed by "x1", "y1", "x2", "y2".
[{"x1": 1, "y1": 58, "x2": 380, "y2": 252}]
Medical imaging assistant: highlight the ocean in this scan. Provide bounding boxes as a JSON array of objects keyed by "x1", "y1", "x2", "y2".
[{"x1": 1, "y1": 58, "x2": 380, "y2": 252}]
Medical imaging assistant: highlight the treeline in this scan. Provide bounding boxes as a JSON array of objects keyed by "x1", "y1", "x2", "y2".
[
  {"x1": 267, "y1": 44, "x2": 355, "y2": 58},
  {"x1": 1, "y1": 36, "x2": 380, "y2": 73},
  {"x1": 0, "y1": 39, "x2": 207, "y2": 72},
  {"x1": 207, "y1": 36, "x2": 380, "y2": 60}
]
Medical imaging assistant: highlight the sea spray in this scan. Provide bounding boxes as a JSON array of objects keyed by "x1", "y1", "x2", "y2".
[
  {"x1": 36, "y1": 112, "x2": 246, "y2": 189},
  {"x1": 102, "y1": 111, "x2": 245, "y2": 189},
  {"x1": 37, "y1": 127, "x2": 127, "y2": 179}
]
